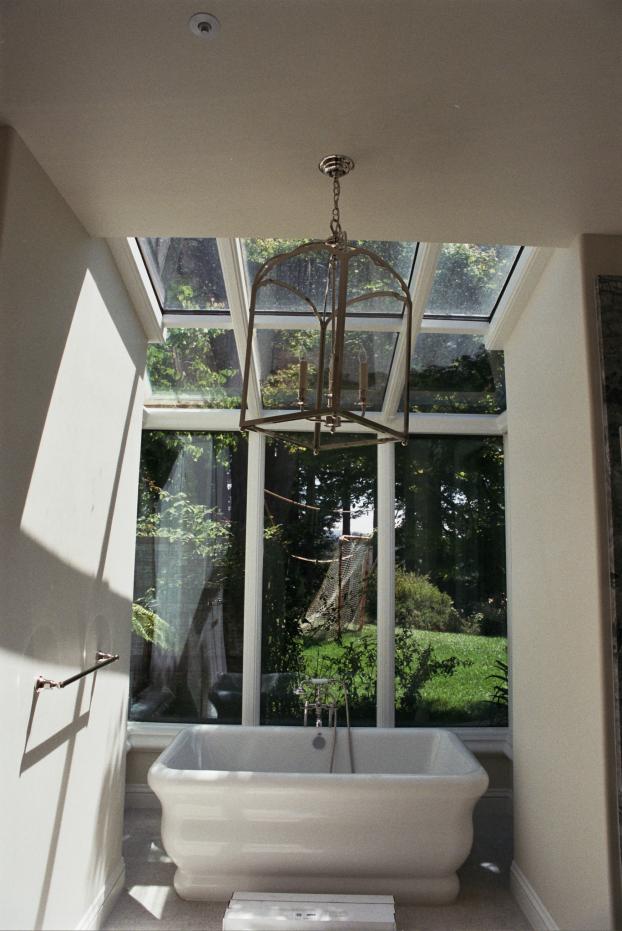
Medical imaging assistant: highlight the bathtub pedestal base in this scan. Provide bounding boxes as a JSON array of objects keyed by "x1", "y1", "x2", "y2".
[{"x1": 174, "y1": 869, "x2": 459, "y2": 905}]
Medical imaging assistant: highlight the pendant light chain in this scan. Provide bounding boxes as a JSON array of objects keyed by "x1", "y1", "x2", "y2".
[{"x1": 330, "y1": 176, "x2": 345, "y2": 242}]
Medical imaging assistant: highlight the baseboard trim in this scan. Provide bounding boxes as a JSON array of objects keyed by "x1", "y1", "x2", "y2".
[
  {"x1": 125, "y1": 782, "x2": 160, "y2": 810},
  {"x1": 76, "y1": 858, "x2": 125, "y2": 930},
  {"x1": 510, "y1": 861, "x2": 558, "y2": 931}
]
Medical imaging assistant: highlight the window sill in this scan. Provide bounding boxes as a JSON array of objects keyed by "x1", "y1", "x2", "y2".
[{"x1": 126, "y1": 721, "x2": 512, "y2": 758}]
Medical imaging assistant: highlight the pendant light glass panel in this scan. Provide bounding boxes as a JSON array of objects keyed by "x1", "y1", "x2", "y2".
[
  {"x1": 256, "y1": 329, "x2": 398, "y2": 411},
  {"x1": 242, "y1": 239, "x2": 417, "y2": 318},
  {"x1": 241, "y1": 239, "x2": 413, "y2": 451}
]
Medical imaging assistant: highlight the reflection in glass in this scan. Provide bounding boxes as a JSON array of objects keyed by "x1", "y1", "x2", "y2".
[
  {"x1": 146, "y1": 328, "x2": 241, "y2": 408},
  {"x1": 262, "y1": 437, "x2": 377, "y2": 725},
  {"x1": 404, "y1": 334, "x2": 505, "y2": 413},
  {"x1": 256, "y1": 329, "x2": 397, "y2": 411},
  {"x1": 394, "y1": 436, "x2": 507, "y2": 726},
  {"x1": 138, "y1": 238, "x2": 228, "y2": 312},
  {"x1": 243, "y1": 239, "x2": 417, "y2": 316},
  {"x1": 425, "y1": 244, "x2": 521, "y2": 318},
  {"x1": 131, "y1": 432, "x2": 247, "y2": 723}
]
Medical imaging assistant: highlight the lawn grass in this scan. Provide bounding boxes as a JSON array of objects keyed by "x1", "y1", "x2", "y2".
[{"x1": 302, "y1": 625, "x2": 508, "y2": 726}]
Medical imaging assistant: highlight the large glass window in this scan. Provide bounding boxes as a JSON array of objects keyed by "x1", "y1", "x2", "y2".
[
  {"x1": 394, "y1": 436, "x2": 507, "y2": 726},
  {"x1": 403, "y1": 333, "x2": 505, "y2": 414},
  {"x1": 261, "y1": 437, "x2": 377, "y2": 725},
  {"x1": 130, "y1": 431, "x2": 247, "y2": 723},
  {"x1": 145, "y1": 328, "x2": 241, "y2": 408}
]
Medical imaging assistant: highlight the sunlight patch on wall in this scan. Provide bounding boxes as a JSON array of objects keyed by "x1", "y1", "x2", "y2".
[{"x1": 20, "y1": 269, "x2": 136, "y2": 579}]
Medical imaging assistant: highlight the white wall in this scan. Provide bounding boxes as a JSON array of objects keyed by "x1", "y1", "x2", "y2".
[
  {"x1": 0, "y1": 128, "x2": 147, "y2": 930},
  {"x1": 505, "y1": 238, "x2": 621, "y2": 930}
]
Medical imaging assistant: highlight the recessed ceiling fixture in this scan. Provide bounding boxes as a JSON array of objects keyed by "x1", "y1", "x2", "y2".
[
  {"x1": 240, "y1": 155, "x2": 413, "y2": 454},
  {"x1": 188, "y1": 12, "x2": 220, "y2": 40}
]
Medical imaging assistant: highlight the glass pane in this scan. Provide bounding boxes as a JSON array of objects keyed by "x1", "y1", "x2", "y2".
[
  {"x1": 138, "y1": 237, "x2": 228, "y2": 312},
  {"x1": 243, "y1": 239, "x2": 416, "y2": 317},
  {"x1": 395, "y1": 436, "x2": 507, "y2": 726},
  {"x1": 403, "y1": 333, "x2": 505, "y2": 413},
  {"x1": 131, "y1": 431, "x2": 247, "y2": 723},
  {"x1": 146, "y1": 328, "x2": 242, "y2": 408},
  {"x1": 425, "y1": 244, "x2": 521, "y2": 318},
  {"x1": 256, "y1": 329, "x2": 397, "y2": 411},
  {"x1": 262, "y1": 437, "x2": 377, "y2": 725}
]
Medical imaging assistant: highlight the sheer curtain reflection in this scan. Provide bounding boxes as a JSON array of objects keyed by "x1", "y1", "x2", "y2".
[{"x1": 131, "y1": 432, "x2": 246, "y2": 723}]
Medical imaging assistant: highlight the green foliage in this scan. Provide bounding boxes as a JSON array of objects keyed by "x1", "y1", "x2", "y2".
[
  {"x1": 245, "y1": 238, "x2": 309, "y2": 265},
  {"x1": 464, "y1": 596, "x2": 507, "y2": 637},
  {"x1": 308, "y1": 627, "x2": 466, "y2": 722},
  {"x1": 147, "y1": 328, "x2": 240, "y2": 407},
  {"x1": 394, "y1": 568, "x2": 461, "y2": 632},
  {"x1": 131, "y1": 601, "x2": 172, "y2": 650},
  {"x1": 428, "y1": 243, "x2": 515, "y2": 314},
  {"x1": 395, "y1": 436, "x2": 506, "y2": 615},
  {"x1": 487, "y1": 659, "x2": 509, "y2": 706},
  {"x1": 137, "y1": 489, "x2": 232, "y2": 562}
]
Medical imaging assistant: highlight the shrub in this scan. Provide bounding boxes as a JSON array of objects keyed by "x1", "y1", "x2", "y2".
[
  {"x1": 487, "y1": 659, "x2": 509, "y2": 724},
  {"x1": 469, "y1": 595, "x2": 507, "y2": 637},
  {"x1": 313, "y1": 628, "x2": 467, "y2": 721},
  {"x1": 395, "y1": 569, "x2": 461, "y2": 632}
]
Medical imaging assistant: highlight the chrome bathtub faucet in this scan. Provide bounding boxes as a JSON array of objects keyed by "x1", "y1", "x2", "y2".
[{"x1": 295, "y1": 677, "x2": 338, "y2": 728}]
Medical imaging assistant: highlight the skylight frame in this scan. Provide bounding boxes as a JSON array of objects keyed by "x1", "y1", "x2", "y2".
[{"x1": 132, "y1": 236, "x2": 534, "y2": 425}]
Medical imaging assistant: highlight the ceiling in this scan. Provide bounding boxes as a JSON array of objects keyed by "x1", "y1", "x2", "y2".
[{"x1": 2, "y1": 1, "x2": 621, "y2": 245}]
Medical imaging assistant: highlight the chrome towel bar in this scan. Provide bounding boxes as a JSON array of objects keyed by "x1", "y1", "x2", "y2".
[{"x1": 35, "y1": 652, "x2": 119, "y2": 692}]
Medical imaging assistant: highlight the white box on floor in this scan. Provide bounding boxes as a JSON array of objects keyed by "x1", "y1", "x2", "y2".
[{"x1": 222, "y1": 892, "x2": 396, "y2": 931}]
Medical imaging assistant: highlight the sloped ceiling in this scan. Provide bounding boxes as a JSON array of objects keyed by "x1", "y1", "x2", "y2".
[{"x1": 1, "y1": 0, "x2": 621, "y2": 245}]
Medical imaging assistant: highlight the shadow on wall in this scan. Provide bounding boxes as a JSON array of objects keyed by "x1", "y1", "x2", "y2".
[
  {"x1": 2, "y1": 258, "x2": 145, "y2": 928},
  {"x1": 5, "y1": 539, "x2": 134, "y2": 930}
]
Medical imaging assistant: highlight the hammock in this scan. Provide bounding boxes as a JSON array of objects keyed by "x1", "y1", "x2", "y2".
[{"x1": 301, "y1": 534, "x2": 373, "y2": 640}]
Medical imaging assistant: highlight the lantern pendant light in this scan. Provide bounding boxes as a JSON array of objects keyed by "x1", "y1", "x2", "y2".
[{"x1": 239, "y1": 155, "x2": 413, "y2": 453}]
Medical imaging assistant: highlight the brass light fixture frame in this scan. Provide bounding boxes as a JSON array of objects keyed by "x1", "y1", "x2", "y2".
[{"x1": 239, "y1": 156, "x2": 413, "y2": 453}]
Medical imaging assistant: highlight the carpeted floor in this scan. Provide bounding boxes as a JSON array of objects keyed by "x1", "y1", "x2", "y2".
[{"x1": 104, "y1": 796, "x2": 531, "y2": 931}]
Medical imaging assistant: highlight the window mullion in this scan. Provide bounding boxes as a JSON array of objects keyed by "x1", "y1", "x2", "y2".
[
  {"x1": 377, "y1": 441, "x2": 396, "y2": 727},
  {"x1": 241, "y1": 431, "x2": 266, "y2": 725},
  {"x1": 382, "y1": 242, "x2": 442, "y2": 419},
  {"x1": 217, "y1": 237, "x2": 262, "y2": 418}
]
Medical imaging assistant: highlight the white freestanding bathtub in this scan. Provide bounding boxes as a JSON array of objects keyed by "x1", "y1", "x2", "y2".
[{"x1": 148, "y1": 725, "x2": 488, "y2": 905}]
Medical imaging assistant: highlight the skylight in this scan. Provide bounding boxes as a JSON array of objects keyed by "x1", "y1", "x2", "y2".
[
  {"x1": 137, "y1": 237, "x2": 228, "y2": 312},
  {"x1": 136, "y1": 236, "x2": 523, "y2": 417},
  {"x1": 242, "y1": 239, "x2": 418, "y2": 317},
  {"x1": 424, "y1": 244, "x2": 521, "y2": 320}
]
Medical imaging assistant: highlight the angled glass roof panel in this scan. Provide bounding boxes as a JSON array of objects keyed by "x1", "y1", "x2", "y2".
[
  {"x1": 145, "y1": 328, "x2": 241, "y2": 407},
  {"x1": 257, "y1": 328, "x2": 398, "y2": 411},
  {"x1": 242, "y1": 239, "x2": 417, "y2": 317},
  {"x1": 424, "y1": 244, "x2": 521, "y2": 319},
  {"x1": 137, "y1": 238, "x2": 228, "y2": 313},
  {"x1": 400, "y1": 333, "x2": 505, "y2": 413}
]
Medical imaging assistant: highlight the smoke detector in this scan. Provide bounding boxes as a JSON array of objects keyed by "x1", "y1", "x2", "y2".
[{"x1": 188, "y1": 13, "x2": 220, "y2": 40}]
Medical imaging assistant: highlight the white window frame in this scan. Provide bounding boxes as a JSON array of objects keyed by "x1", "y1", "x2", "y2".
[{"x1": 120, "y1": 237, "x2": 546, "y2": 758}]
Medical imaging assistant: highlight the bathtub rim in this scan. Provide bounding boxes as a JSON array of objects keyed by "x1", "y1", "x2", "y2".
[{"x1": 147, "y1": 724, "x2": 489, "y2": 797}]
